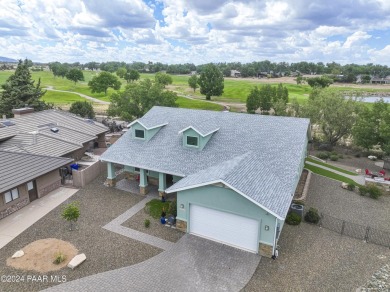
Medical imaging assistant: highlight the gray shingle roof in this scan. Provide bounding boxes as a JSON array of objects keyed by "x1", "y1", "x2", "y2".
[
  {"x1": 0, "y1": 110, "x2": 107, "y2": 157},
  {"x1": 101, "y1": 106, "x2": 310, "y2": 219},
  {"x1": 0, "y1": 150, "x2": 73, "y2": 193}
]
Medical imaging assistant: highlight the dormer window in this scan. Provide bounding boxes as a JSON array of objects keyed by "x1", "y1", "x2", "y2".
[
  {"x1": 186, "y1": 136, "x2": 198, "y2": 147},
  {"x1": 135, "y1": 129, "x2": 145, "y2": 139}
]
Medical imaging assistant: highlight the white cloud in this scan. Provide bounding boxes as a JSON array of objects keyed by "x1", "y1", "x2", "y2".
[{"x1": 0, "y1": 0, "x2": 389, "y2": 64}]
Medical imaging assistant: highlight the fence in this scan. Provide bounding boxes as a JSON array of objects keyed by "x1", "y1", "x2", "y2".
[
  {"x1": 73, "y1": 161, "x2": 107, "y2": 188},
  {"x1": 319, "y1": 212, "x2": 390, "y2": 248}
]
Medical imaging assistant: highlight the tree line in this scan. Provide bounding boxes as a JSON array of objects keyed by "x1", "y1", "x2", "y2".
[{"x1": 45, "y1": 60, "x2": 390, "y2": 79}]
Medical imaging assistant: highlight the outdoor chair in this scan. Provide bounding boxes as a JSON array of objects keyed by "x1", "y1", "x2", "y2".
[
  {"x1": 365, "y1": 169, "x2": 373, "y2": 176},
  {"x1": 379, "y1": 169, "x2": 386, "y2": 177}
]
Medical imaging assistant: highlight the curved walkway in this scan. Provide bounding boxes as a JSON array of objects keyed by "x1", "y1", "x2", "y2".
[
  {"x1": 305, "y1": 161, "x2": 365, "y2": 185},
  {"x1": 45, "y1": 87, "x2": 110, "y2": 105}
]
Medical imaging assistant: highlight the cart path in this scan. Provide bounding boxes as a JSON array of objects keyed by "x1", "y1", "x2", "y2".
[{"x1": 45, "y1": 87, "x2": 110, "y2": 105}]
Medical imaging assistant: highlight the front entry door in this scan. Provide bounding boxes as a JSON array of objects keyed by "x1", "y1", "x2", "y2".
[{"x1": 27, "y1": 181, "x2": 38, "y2": 202}]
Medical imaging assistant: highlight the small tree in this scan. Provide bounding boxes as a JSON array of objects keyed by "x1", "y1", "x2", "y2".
[
  {"x1": 188, "y1": 75, "x2": 198, "y2": 92},
  {"x1": 69, "y1": 101, "x2": 95, "y2": 118},
  {"x1": 66, "y1": 68, "x2": 84, "y2": 85},
  {"x1": 155, "y1": 72, "x2": 173, "y2": 88},
  {"x1": 306, "y1": 76, "x2": 333, "y2": 88},
  {"x1": 88, "y1": 72, "x2": 121, "y2": 95},
  {"x1": 198, "y1": 63, "x2": 224, "y2": 100},
  {"x1": 125, "y1": 69, "x2": 140, "y2": 83},
  {"x1": 246, "y1": 86, "x2": 260, "y2": 113},
  {"x1": 116, "y1": 67, "x2": 127, "y2": 79},
  {"x1": 61, "y1": 201, "x2": 80, "y2": 231}
]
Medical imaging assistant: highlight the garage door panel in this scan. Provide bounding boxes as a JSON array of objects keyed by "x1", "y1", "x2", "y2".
[{"x1": 190, "y1": 204, "x2": 259, "y2": 253}]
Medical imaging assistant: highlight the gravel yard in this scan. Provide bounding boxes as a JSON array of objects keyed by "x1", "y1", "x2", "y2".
[
  {"x1": 306, "y1": 174, "x2": 390, "y2": 231},
  {"x1": 244, "y1": 223, "x2": 390, "y2": 291},
  {"x1": 0, "y1": 175, "x2": 162, "y2": 292},
  {"x1": 122, "y1": 209, "x2": 184, "y2": 243}
]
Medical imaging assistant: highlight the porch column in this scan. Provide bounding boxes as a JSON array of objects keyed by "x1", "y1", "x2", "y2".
[
  {"x1": 139, "y1": 168, "x2": 148, "y2": 195},
  {"x1": 158, "y1": 172, "x2": 166, "y2": 197},
  {"x1": 106, "y1": 162, "x2": 116, "y2": 187}
]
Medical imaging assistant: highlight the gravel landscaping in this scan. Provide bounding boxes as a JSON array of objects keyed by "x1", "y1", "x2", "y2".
[
  {"x1": 0, "y1": 175, "x2": 162, "y2": 292},
  {"x1": 244, "y1": 223, "x2": 390, "y2": 291},
  {"x1": 306, "y1": 174, "x2": 390, "y2": 231},
  {"x1": 122, "y1": 209, "x2": 184, "y2": 243}
]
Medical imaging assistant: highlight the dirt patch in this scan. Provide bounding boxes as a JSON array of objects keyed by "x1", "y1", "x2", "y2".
[
  {"x1": 294, "y1": 169, "x2": 308, "y2": 200},
  {"x1": 6, "y1": 238, "x2": 78, "y2": 273}
]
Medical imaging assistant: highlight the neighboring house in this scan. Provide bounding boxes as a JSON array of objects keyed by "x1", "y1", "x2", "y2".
[
  {"x1": 0, "y1": 150, "x2": 72, "y2": 219},
  {"x1": 230, "y1": 70, "x2": 241, "y2": 78},
  {"x1": 371, "y1": 76, "x2": 390, "y2": 84},
  {"x1": 100, "y1": 107, "x2": 310, "y2": 257},
  {"x1": 0, "y1": 108, "x2": 108, "y2": 160}
]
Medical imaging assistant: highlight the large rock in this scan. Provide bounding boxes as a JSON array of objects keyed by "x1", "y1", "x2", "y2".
[
  {"x1": 12, "y1": 250, "x2": 24, "y2": 258},
  {"x1": 67, "y1": 253, "x2": 86, "y2": 270},
  {"x1": 341, "y1": 182, "x2": 349, "y2": 189}
]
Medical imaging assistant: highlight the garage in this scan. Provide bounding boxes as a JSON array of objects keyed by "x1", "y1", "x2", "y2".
[{"x1": 189, "y1": 204, "x2": 259, "y2": 253}]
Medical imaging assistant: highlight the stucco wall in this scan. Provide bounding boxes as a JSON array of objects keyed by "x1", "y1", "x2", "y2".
[
  {"x1": 36, "y1": 169, "x2": 61, "y2": 198},
  {"x1": 0, "y1": 183, "x2": 29, "y2": 220},
  {"x1": 177, "y1": 184, "x2": 277, "y2": 246},
  {"x1": 73, "y1": 161, "x2": 106, "y2": 188}
]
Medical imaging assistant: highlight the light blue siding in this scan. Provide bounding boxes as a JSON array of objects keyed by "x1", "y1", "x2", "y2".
[{"x1": 177, "y1": 185, "x2": 277, "y2": 246}]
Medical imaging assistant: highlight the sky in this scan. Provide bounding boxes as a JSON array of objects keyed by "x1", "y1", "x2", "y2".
[{"x1": 1, "y1": 0, "x2": 390, "y2": 65}]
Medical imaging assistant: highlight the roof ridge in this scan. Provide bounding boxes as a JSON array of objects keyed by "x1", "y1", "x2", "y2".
[
  {"x1": 38, "y1": 132, "x2": 82, "y2": 147},
  {"x1": 0, "y1": 149, "x2": 73, "y2": 161},
  {"x1": 50, "y1": 124, "x2": 97, "y2": 138}
]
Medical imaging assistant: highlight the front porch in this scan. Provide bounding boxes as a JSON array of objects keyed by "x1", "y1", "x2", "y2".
[{"x1": 105, "y1": 162, "x2": 181, "y2": 198}]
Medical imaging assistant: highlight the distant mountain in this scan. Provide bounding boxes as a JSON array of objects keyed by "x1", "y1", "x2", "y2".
[{"x1": 0, "y1": 56, "x2": 18, "y2": 63}]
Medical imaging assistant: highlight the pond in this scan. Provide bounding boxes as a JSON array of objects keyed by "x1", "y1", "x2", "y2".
[{"x1": 362, "y1": 96, "x2": 390, "y2": 103}]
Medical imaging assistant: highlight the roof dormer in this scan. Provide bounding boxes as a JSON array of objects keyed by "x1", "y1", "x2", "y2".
[
  {"x1": 128, "y1": 120, "x2": 167, "y2": 142},
  {"x1": 178, "y1": 123, "x2": 219, "y2": 150}
]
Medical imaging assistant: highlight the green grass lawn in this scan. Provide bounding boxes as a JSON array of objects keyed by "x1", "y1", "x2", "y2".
[
  {"x1": 304, "y1": 163, "x2": 359, "y2": 185},
  {"x1": 176, "y1": 97, "x2": 224, "y2": 111},
  {"x1": 41, "y1": 90, "x2": 86, "y2": 104},
  {"x1": 306, "y1": 157, "x2": 357, "y2": 176},
  {"x1": 145, "y1": 199, "x2": 171, "y2": 219}
]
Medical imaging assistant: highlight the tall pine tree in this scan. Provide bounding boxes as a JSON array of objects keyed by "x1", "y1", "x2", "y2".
[{"x1": 0, "y1": 59, "x2": 50, "y2": 117}]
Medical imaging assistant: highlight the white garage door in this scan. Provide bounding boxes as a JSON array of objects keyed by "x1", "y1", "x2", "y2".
[{"x1": 189, "y1": 204, "x2": 259, "y2": 253}]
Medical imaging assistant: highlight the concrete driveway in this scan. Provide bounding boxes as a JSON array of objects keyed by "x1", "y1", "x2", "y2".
[
  {"x1": 0, "y1": 187, "x2": 78, "y2": 249},
  {"x1": 44, "y1": 234, "x2": 260, "y2": 292}
]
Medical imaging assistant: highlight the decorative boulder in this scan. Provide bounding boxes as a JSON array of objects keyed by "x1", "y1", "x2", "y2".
[
  {"x1": 67, "y1": 253, "x2": 86, "y2": 270},
  {"x1": 368, "y1": 155, "x2": 377, "y2": 160},
  {"x1": 341, "y1": 182, "x2": 349, "y2": 189},
  {"x1": 355, "y1": 169, "x2": 362, "y2": 174},
  {"x1": 12, "y1": 250, "x2": 24, "y2": 258}
]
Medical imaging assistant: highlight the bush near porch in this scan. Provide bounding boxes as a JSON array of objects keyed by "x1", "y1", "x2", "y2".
[{"x1": 145, "y1": 199, "x2": 171, "y2": 219}]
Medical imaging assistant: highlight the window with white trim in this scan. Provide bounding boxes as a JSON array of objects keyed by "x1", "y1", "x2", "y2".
[
  {"x1": 4, "y1": 188, "x2": 19, "y2": 203},
  {"x1": 135, "y1": 129, "x2": 145, "y2": 139},
  {"x1": 186, "y1": 136, "x2": 198, "y2": 147}
]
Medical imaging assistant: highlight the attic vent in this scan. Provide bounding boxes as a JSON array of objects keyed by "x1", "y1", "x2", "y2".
[
  {"x1": 50, "y1": 127, "x2": 59, "y2": 133},
  {"x1": 1, "y1": 120, "x2": 15, "y2": 127},
  {"x1": 84, "y1": 119, "x2": 95, "y2": 125}
]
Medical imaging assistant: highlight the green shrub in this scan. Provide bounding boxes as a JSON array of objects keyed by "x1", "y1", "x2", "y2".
[
  {"x1": 347, "y1": 183, "x2": 356, "y2": 191},
  {"x1": 355, "y1": 153, "x2": 361, "y2": 158},
  {"x1": 316, "y1": 152, "x2": 330, "y2": 160},
  {"x1": 359, "y1": 186, "x2": 368, "y2": 196},
  {"x1": 367, "y1": 184, "x2": 382, "y2": 199},
  {"x1": 338, "y1": 154, "x2": 344, "y2": 159},
  {"x1": 53, "y1": 252, "x2": 66, "y2": 265},
  {"x1": 168, "y1": 199, "x2": 177, "y2": 217},
  {"x1": 144, "y1": 219, "x2": 150, "y2": 228},
  {"x1": 285, "y1": 212, "x2": 302, "y2": 225},
  {"x1": 331, "y1": 151, "x2": 338, "y2": 156},
  {"x1": 304, "y1": 208, "x2": 320, "y2": 224},
  {"x1": 329, "y1": 154, "x2": 338, "y2": 161}
]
